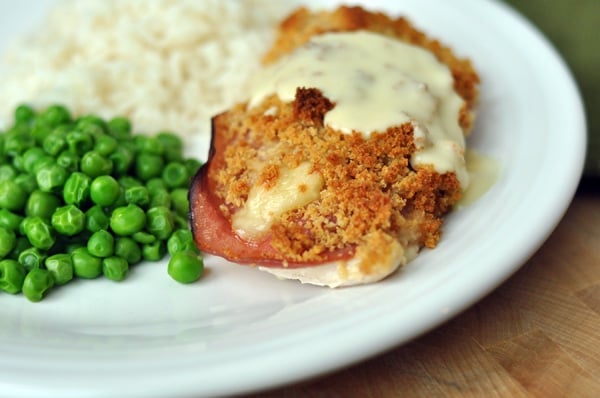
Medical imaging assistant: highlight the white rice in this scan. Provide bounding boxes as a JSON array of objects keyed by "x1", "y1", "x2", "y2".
[{"x1": 0, "y1": 0, "x2": 297, "y2": 139}]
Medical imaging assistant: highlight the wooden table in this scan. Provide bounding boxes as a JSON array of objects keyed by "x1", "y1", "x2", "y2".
[{"x1": 247, "y1": 178, "x2": 600, "y2": 397}]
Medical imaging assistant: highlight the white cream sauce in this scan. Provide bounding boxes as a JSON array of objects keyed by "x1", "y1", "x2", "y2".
[{"x1": 249, "y1": 30, "x2": 469, "y2": 189}]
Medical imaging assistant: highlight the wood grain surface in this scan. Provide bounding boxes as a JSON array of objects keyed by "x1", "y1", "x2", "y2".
[{"x1": 246, "y1": 178, "x2": 600, "y2": 398}]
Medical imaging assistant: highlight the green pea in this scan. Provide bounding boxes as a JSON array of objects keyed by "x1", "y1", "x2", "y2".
[
  {"x1": 124, "y1": 186, "x2": 150, "y2": 207},
  {"x1": 56, "y1": 150, "x2": 80, "y2": 172},
  {"x1": 109, "y1": 145, "x2": 135, "y2": 176},
  {"x1": 145, "y1": 178, "x2": 167, "y2": 194},
  {"x1": 45, "y1": 253, "x2": 73, "y2": 285},
  {"x1": 31, "y1": 154, "x2": 55, "y2": 174},
  {"x1": 3, "y1": 131, "x2": 35, "y2": 156},
  {"x1": 0, "y1": 180, "x2": 27, "y2": 211},
  {"x1": 87, "y1": 229, "x2": 114, "y2": 258},
  {"x1": 0, "y1": 259, "x2": 26, "y2": 294},
  {"x1": 22, "y1": 216, "x2": 55, "y2": 250},
  {"x1": 156, "y1": 132, "x2": 184, "y2": 162},
  {"x1": 89, "y1": 175, "x2": 121, "y2": 207},
  {"x1": 0, "y1": 227, "x2": 17, "y2": 258},
  {"x1": 51, "y1": 205, "x2": 86, "y2": 236},
  {"x1": 170, "y1": 188, "x2": 189, "y2": 217},
  {"x1": 146, "y1": 206, "x2": 174, "y2": 240},
  {"x1": 0, "y1": 209, "x2": 23, "y2": 232},
  {"x1": 162, "y1": 162, "x2": 189, "y2": 189},
  {"x1": 7, "y1": 237, "x2": 31, "y2": 261},
  {"x1": 102, "y1": 256, "x2": 129, "y2": 282},
  {"x1": 21, "y1": 147, "x2": 46, "y2": 173},
  {"x1": 119, "y1": 176, "x2": 143, "y2": 190},
  {"x1": 94, "y1": 134, "x2": 118, "y2": 156},
  {"x1": 66, "y1": 130, "x2": 94, "y2": 156},
  {"x1": 114, "y1": 237, "x2": 142, "y2": 265},
  {"x1": 134, "y1": 135, "x2": 163, "y2": 156},
  {"x1": 132, "y1": 231, "x2": 156, "y2": 244},
  {"x1": 36, "y1": 163, "x2": 67, "y2": 193},
  {"x1": 71, "y1": 247, "x2": 102, "y2": 279},
  {"x1": 0, "y1": 164, "x2": 17, "y2": 182},
  {"x1": 81, "y1": 150, "x2": 113, "y2": 177},
  {"x1": 30, "y1": 123, "x2": 52, "y2": 147},
  {"x1": 43, "y1": 130, "x2": 68, "y2": 156},
  {"x1": 110, "y1": 204, "x2": 146, "y2": 236},
  {"x1": 168, "y1": 251, "x2": 204, "y2": 284},
  {"x1": 85, "y1": 205, "x2": 110, "y2": 233},
  {"x1": 40, "y1": 104, "x2": 71, "y2": 128},
  {"x1": 76, "y1": 115, "x2": 108, "y2": 134},
  {"x1": 63, "y1": 172, "x2": 91, "y2": 205},
  {"x1": 149, "y1": 189, "x2": 171, "y2": 208},
  {"x1": 184, "y1": 158, "x2": 203, "y2": 177},
  {"x1": 26, "y1": 190, "x2": 61, "y2": 220},
  {"x1": 135, "y1": 153, "x2": 163, "y2": 181},
  {"x1": 22, "y1": 268, "x2": 55, "y2": 302},
  {"x1": 167, "y1": 229, "x2": 198, "y2": 256},
  {"x1": 14, "y1": 104, "x2": 35, "y2": 124},
  {"x1": 107, "y1": 116, "x2": 131, "y2": 140},
  {"x1": 14, "y1": 173, "x2": 38, "y2": 194},
  {"x1": 142, "y1": 240, "x2": 165, "y2": 261},
  {"x1": 17, "y1": 246, "x2": 46, "y2": 271}
]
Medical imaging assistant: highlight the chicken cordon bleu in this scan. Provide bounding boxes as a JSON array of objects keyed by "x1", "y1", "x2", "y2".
[{"x1": 189, "y1": 6, "x2": 480, "y2": 287}]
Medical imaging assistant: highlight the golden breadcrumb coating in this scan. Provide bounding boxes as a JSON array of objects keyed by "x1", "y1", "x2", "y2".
[{"x1": 209, "y1": 6, "x2": 479, "y2": 265}]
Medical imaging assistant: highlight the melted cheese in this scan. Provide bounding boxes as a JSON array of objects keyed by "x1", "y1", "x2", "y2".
[
  {"x1": 232, "y1": 162, "x2": 323, "y2": 239},
  {"x1": 250, "y1": 30, "x2": 469, "y2": 189}
]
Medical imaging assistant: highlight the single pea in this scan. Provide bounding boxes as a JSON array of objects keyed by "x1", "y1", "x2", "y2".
[
  {"x1": 149, "y1": 189, "x2": 171, "y2": 209},
  {"x1": 3, "y1": 131, "x2": 35, "y2": 156},
  {"x1": 77, "y1": 123, "x2": 105, "y2": 140},
  {"x1": 0, "y1": 227, "x2": 17, "y2": 258},
  {"x1": 0, "y1": 259, "x2": 26, "y2": 294},
  {"x1": 66, "y1": 130, "x2": 94, "y2": 156},
  {"x1": 170, "y1": 188, "x2": 189, "y2": 217},
  {"x1": 89, "y1": 175, "x2": 121, "y2": 207},
  {"x1": 22, "y1": 216, "x2": 55, "y2": 250},
  {"x1": 102, "y1": 256, "x2": 129, "y2": 282},
  {"x1": 80, "y1": 150, "x2": 113, "y2": 177},
  {"x1": 114, "y1": 237, "x2": 142, "y2": 265},
  {"x1": 0, "y1": 180, "x2": 27, "y2": 211},
  {"x1": 0, "y1": 209, "x2": 23, "y2": 232},
  {"x1": 75, "y1": 115, "x2": 108, "y2": 134},
  {"x1": 124, "y1": 185, "x2": 150, "y2": 207},
  {"x1": 71, "y1": 247, "x2": 102, "y2": 279},
  {"x1": 7, "y1": 237, "x2": 31, "y2": 261},
  {"x1": 93, "y1": 134, "x2": 118, "y2": 156},
  {"x1": 21, "y1": 147, "x2": 47, "y2": 173},
  {"x1": 17, "y1": 246, "x2": 46, "y2": 272},
  {"x1": 134, "y1": 135, "x2": 163, "y2": 156},
  {"x1": 45, "y1": 253, "x2": 73, "y2": 285},
  {"x1": 25, "y1": 190, "x2": 61, "y2": 220},
  {"x1": 85, "y1": 205, "x2": 110, "y2": 232},
  {"x1": 135, "y1": 153, "x2": 164, "y2": 181},
  {"x1": 31, "y1": 154, "x2": 55, "y2": 174},
  {"x1": 40, "y1": 104, "x2": 71, "y2": 128},
  {"x1": 184, "y1": 158, "x2": 203, "y2": 178},
  {"x1": 30, "y1": 123, "x2": 52, "y2": 147},
  {"x1": 0, "y1": 164, "x2": 17, "y2": 182},
  {"x1": 168, "y1": 251, "x2": 204, "y2": 284},
  {"x1": 36, "y1": 163, "x2": 68, "y2": 193},
  {"x1": 63, "y1": 172, "x2": 91, "y2": 205},
  {"x1": 109, "y1": 145, "x2": 135, "y2": 176},
  {"x1": 145, "y1": 178, "x2": 167, "y2": 194},
  {"x1": 146, "y1": 206, "x2": 174, "y2": 240},
  {"x1": 162, "y1": 162, "x2": 189, "y2": 189},
  {"x1": 167, "y1": 229, "x2": 198, "y2": 256},
  {"x1": 142, "y1": 240, "x2": 165, "y2": 261},
  {"x1": 43, "y1": 130, "x2": 68, "y2": 156},
  {"x1": 87, "y1": 229, "x2": 114, "y2": 258},
  {"x1": 56, "y1": 150, "x2": 80, "y2": 172},
  {"x1": 110, "y1": 204, "x2": 146, "y2": 236},
  {"x1": 14, "y1": 104, "x2": 36, "y2": 124},
  {"x1": 156, "y1": 132, "x2": 183, "y2": 162},
  {"x1": 107, "y1": 116, "x2": 131, "y2": 140},
  {"x1": 14, "y1": 173, "x2": 38, "y2": 194},
  {"x1": 22, "y1": 268, "x2": 55, "y2": 302},
  {"x1": 118, "y1": 176, "x2": 143, "y2": 190},
  {"x1": 51, "y1": 205, "x2": 86, "y2": 236},
  {"x1": 132, "y1": 231, "x2": 156, "y2": 244}
]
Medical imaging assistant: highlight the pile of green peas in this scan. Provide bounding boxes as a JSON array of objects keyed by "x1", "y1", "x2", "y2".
[{"x1": 0, "y1": 104, "x2": 204, "y2": 302}]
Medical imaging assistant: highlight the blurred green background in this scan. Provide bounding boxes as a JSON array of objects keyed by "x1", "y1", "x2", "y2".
[{"x1": 504, "y1": 0, "x2": 599, "y2": 176}]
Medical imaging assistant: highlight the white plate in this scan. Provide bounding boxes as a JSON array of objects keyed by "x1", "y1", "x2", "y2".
[{"x1": 0, "y1": 0, "x2": 586, "y2": 397}]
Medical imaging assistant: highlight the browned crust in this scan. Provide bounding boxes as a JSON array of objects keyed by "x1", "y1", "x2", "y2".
[{"x1": 209, "y1": 6, "x2": 477, "y2": 265}]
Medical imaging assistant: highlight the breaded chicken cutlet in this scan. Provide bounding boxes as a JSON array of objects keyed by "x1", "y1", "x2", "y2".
[{"x1": 190, "y1": 6, "x2": 480, "y2": 287}]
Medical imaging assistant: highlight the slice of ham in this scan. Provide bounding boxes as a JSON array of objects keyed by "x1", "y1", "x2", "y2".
[{"x1": 188, "y1": 116, "x2": 355, "y2": 268}]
